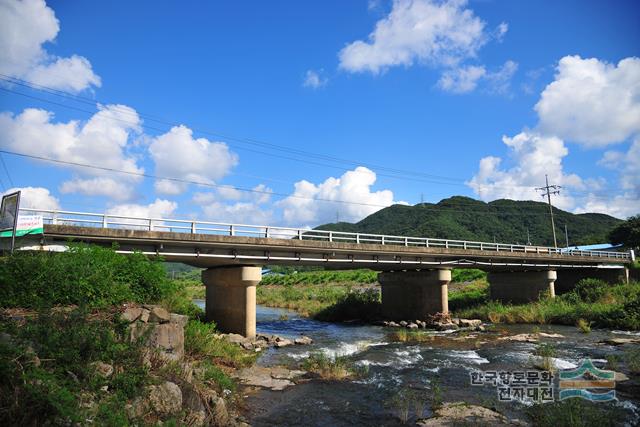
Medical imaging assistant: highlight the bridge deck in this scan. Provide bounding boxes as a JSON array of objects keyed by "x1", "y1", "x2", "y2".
[{"x1": 31, "y1": 223, "x2": 631, "y2": 271}]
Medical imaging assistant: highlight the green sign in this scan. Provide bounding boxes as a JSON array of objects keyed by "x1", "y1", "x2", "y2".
[{"x1": 0, "y1": 215, "x2": 43, "y2": 237}]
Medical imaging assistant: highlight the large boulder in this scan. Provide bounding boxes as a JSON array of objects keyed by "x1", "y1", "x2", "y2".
[
  {"x1": 148, "y1": 307, "x2": 171, "y2": 323},
  {"x1": 147, "y1": 381, "x2": 182, "y2": 415},
  {"x1": 130, "y1": 322, "x2": 184, "y2": 361},
  {"x1": 417, "y1": 402, "x2": 522, "y2": 426}
]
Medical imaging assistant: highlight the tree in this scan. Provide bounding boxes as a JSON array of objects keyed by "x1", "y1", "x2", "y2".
[{"x1": 608, "y1": 215, "x2": 640, "y2": 249}]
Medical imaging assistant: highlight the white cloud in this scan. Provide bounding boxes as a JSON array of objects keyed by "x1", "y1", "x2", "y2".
[
  {"x1": 339, "y1": 0, "x2": 487, "y2": 74},
  {"x1": 0, "y1": 0, "x2": 100, "y2": 91},
  {"x1": 535, "y1": 56, "x2": 640, "y2": 147},
  {"x1": 149, "y1": 125, "x2": 238, "y2": 195},
  {"x1": 303, "y1": 69, "x2": 328, "y2": 89},
  {"x1": 467, "y1": 131, "x2": 583, "y2": 210},
  {"x1": 193, "y1": 186, "x2": 274, "y2": 225},
  {"x1": 3, "y1": 186, "x2": 59, "y2": 210},
  {"x1": 59, "y1": 177, "x2": 136, "y2": 202},
  {"x1": 0, "y1": 105, "x2": 144, "y2": 200},
  {"x1": 278, "y1": 167, "x2": 397, "y2": 226},
  {"x1": 438, "y1": 65, "x2": 486, "y2": 93},
  {"x1": 105, "y1": 199, "x2": 178, "y2": 229},
  {"x1": 438, "y1": 60, "x2": 517, "y2": 94},
  {"x1": 495, "y1": 22, "x2": 508, "y2": 42}
]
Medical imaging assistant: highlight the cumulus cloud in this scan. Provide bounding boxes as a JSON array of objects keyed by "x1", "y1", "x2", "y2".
[
  {"x1": 438, "y1": 60, "x2": 517, "y2": 94},
  {"x1": 59, "y1": 177, "x2": 137, "y2": 202},
  {"x1": 0, "y1": 0, "x2": 100, "y2": 91},
  {"x1": 193, "y1": 185, "x2": 274, "y2": 224},
  {"x1": 467, "y1": 131, "x2": 583, "y2": 210},
  {"x1": 149, "y1": 125, "x2": 238, "y2": 195},
  {"x1": 278, "y1": 167, "x2": 397, "y2": 226},
  {"x1": 3, "y1": 186, "x2": 60, "y2": 210},
  {"x1": 105, "y1": 199, "x2": 178, "y2": 229},
  {"x1": 303, "y1": 69, "x2": 328, "y2": 89},
  {"x1": 535, "y1": 56, "x2": 640, "y2": 147},
  {"x1": 339, "y1": 0, "x2": 487, "y2": 74},
  {"x1": 0, "y1": 105, "x2": 144, "y2": 200}
]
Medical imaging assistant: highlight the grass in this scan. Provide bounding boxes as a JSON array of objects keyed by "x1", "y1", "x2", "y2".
[
  {"x1": 576, "y1": 318, "x2": 592, "y2": 333},
  {"x1": 455, "y1": 280, "x2": 640, "y2": 330},
  {"x1": 184, "y1": 320, "x2": 257, "y2": 368},
  {"x1": 526, "y1": 399, "x2": 630, "y2": 426},
  {"x1": 256, "y1": 283, "x2": 350, "y2": 316},
  {"x1": 301, "y1": 352, "x2": 365, "y2": 380},
  {"x1": 388, "y1": 329, "x2": 433, "y2": 343}
]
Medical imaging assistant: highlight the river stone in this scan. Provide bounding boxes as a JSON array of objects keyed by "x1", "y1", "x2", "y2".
[
  {"x1": 130, "y1": 322, "x2": 184, "y2": 361},
  {"x1": 147, "y1": 381, "x2": 182, "y2": 415},
  {"x1": 139, "y1": 309, "x2": 150, "y2": 323},
  {"x1": 91, "y1": 361, "x2": 113, "y2": 378},
  {"x1": 274, "y1": 338, "x2": 293, "y2": 348},
  {"x1": 407, "y1": 323, "x2": 419, "y2": 329},
  {"x1": 181, "y1": 382, "x2": 206, "y2": 413},
  {"x1": 399, "y1": 321, "x2": 408, "y2": 327},
  {"x1": 121, "y1": 307, "x2": 143, "y2": 322},
  {"x1": 170, "y1": 313, "x2": 189, "y2": 328},
  {"x1": 226, "y1": 333, "x2": 248, "y2": 345},
  {"x1": 234, "y1": 366, "x2": 297, "y2": 390},
  {"x1": 459, "y1": 319, "x2": 482, "y2": 328},
  {"x1": 417, "y1": 402, "x2": 518, "y2": 426},
  {"x1": 538, "y1": 332, "x2": 564, "y2": 339},
  {"x1": 388, "y1": 321, "x2": 400, "y2": 327},
  {"x1": 434, "y1": 322, "x2": 459, "y2": 331},
  {"x1": 148, "y1": 307, "x2": 171, "y2": 323},
  {"x1": 212, "y1": 396, "x2": 229, "y2": 426},
  {"x1": 499, "y1": 334, "x2": 538, "y2": 343},
  {"x1": 294, "y1": 336, "x2": 313, "y2": 345},
  {"x1": 601, "y1": 337, "x2": 639, "y2": 346}
]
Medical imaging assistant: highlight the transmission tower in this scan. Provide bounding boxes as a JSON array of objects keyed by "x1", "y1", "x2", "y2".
[{"x1": 536, "y1": 175, "x2": 561, "y2": 248}]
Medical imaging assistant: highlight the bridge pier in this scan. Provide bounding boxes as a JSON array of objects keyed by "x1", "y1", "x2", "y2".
[
  {"x1": 202, "y1": 266, "x2": 262, "y2": 338},
  {"x1": 378, "y1": 269, "x2": 451, "y2": 320},
  {"x1": 554, "y1": 268, "x2": 629, "y2": 294},
  {"x1": 488, "y1": 270, "x2": 556, "y2": 304}
]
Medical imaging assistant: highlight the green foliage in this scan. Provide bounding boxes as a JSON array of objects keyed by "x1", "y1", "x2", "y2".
[
  {"x1": 260, "y1": 269, "x2": 378, "y2": 286},
  {"x1": 448, "y1": 280, "x2": 489, "y2": 311},
  {"x1": 526, "y1": 399, "x2": 630, "y2": 426},
  {"x1": 0, "y1": 307, "x2": 147, "y2": 425},
  {"x1": 257, "y1": 282, "x2": 351, "y2": 316},
  {"x1": 455, "y1": 281, "x2": 640, "y2": 330},
  {"x1": 0, "y1": 244, "x2": 172, "y2": 309},
  {"x1": 302, "y1": 352, "x2": 365, "y2": 380},
  {"x1": 316, "y1": 196, "x2": 622, "y2": 246},
  {"x1": 198, "y1": 360, "x2": 236, "y2": 393},
  {"x1": 451, "y1": 269, "x2": 486, "y2": 283},
  {"x1": 608, "y1": 215, "x2": 640, "y2": 249},
  {"x1": 570, "y1": 278, "x2": 611, "y2": 303},
  {"x1": 184, "y1": 320, "x2": 256, "y2": 368},
  {"x1": 314, "y1": 288, "x2": 381, "y2": 322},
  {"x1": 576, "y1": 318, "x2": 592, "y2": 333}
]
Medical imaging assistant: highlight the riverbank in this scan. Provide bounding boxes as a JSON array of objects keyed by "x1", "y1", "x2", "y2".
[{"x1": 0, "y1": 245, "x2": 263, "y2": 425}]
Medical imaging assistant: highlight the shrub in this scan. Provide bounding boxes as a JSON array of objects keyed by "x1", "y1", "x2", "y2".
[
  {"x1": 184, "y1": 320, "x2": 256, "y2": 368},
  {"x1": 302, "y1": 352, "x2": 364, "y2": 380},
  {"x1": 571, "y1": 278, "x2": 610, "y2": 303},
  {"x1": 0, "y1": 307, "x2": 148, "y2": 425},
  {"x1": 0, "y1": 244, "x2": 172, "y2": 309},
  {"x1": 314, "y1": 288, "x2": 381, "y2": 322}
]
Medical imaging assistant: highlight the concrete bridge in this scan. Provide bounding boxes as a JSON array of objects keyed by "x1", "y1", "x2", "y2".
[{"x1": 13, "y1": 208, "x2": 634, "y2": 337}]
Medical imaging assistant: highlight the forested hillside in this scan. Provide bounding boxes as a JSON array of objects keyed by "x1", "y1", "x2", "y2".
[{"x1": 317, "y1": 196, "x2": 624, "y2": 246}]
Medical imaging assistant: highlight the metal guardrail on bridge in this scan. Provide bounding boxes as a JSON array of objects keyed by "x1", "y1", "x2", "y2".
[{"x1": 21, "y1": 208, "x2": 633, "y2": 261}]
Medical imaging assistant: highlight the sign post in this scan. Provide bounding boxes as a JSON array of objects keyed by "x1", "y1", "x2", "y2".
[{"x1": 0, "y1": 191, "x2": 21, "y2": 254}]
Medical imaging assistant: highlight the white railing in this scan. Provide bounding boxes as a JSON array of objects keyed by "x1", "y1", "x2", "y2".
[{"x1": 21, "y1": 208, "x2": 633, "y2": 260}]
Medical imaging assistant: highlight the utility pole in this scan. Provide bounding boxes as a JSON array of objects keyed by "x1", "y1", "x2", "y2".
[
  {"x1": 526, "y1": 228, "x2": 532, "y2": 246},
  {"x1": 565, "y1": 224, "x2": 569, "y2": 249},
  {"x1": 536, "y1": 175, "x2": 561, "y2": 248}
]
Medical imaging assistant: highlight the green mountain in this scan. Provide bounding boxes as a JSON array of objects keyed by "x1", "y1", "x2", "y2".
[{"x1": 316, "y1": 196, "x2": 623, "y2": 247}]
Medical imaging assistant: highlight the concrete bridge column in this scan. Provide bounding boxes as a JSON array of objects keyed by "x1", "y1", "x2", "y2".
[
  {"x1": 554, "y1": 268, "x2": 629, "y2": 294},
  {"x1": 378, "y1": 269, "x2": 451, "y2": 320},
  {"x1": 488, "y1": 270, "x2": 556, "y2": 304},
  {"x1": 202, "y1": 266, "x2": 262, "y2": 338}
]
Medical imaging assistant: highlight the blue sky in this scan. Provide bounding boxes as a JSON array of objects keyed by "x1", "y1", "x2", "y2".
[{"x1": 0, "y1": 0, "x2": 638, "y2": 226}]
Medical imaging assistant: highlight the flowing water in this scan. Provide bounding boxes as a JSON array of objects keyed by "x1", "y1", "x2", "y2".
[{"x1": 196, "y1": 302, "x2": 640, "y2": 426}]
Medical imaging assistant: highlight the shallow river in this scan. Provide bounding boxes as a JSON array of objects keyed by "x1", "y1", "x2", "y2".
[{"x1": 197, "y1": 302, "x2": 640, "y2": 426}]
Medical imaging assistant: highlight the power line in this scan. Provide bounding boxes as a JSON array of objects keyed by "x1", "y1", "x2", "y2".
[
  {"x1": 0, "y1": 83, "x2": 632, "y2": 207},
  {"x1": 0, "y1": 153, "x2": 15, "y2": 187},
  {"x1": 536, "y1": 174, "x2": 561, "y2": 247},
  {"x1": 0, "y1": 148, "x2": 582, "y2": 217}
]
